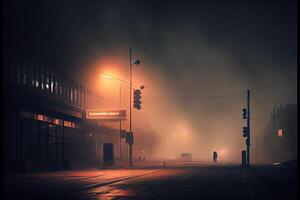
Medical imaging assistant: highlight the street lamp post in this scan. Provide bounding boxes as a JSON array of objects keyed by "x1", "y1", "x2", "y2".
[
  {"x1": 99, "y1": 47, "x2": 141, "y2": 167},
  {"x1": 129, "y1": 48, "x2": 133, "y2": 166},
  {"x1": 99, "y1": 74, "x2": 123, "y2": 160},
  {"x1": 99, "y1": 58, "x2": 141, "y2": 166},
  {"x1": 119, "y1": 85, "x2": 122, "y2": 159},
  {"x1": 130, "y1": 47, "x2": 132, "y2": 132},
  {"x1": 129, "y1": 47, "x2": 140, "y2": 167}
]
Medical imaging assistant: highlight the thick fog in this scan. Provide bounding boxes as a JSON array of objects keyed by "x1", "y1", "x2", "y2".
[{"x1": 5, "y1": 0, "x2": 297, "y2": 162}]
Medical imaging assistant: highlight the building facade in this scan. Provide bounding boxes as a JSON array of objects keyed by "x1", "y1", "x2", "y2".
[
  {"x1": 261, "y1": 104, "x2": 297, "y2": 163},
  {"x1": 3, "y1": 52, "x2": 120, "y2": 172}
]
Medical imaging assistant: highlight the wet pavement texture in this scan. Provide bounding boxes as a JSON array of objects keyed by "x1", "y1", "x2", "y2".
[{"x1": 4, "y1": 165, "x2": 297, "y2": 200}]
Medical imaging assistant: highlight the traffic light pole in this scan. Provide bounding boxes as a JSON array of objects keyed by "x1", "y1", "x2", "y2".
[
  {"x1": 119, "y1": 86, "x2": 122, "y2": 159},
  {"x1": 246, "y1": 89, "x2": 250, "y2": 166},
  {"x1": 129, "y1": 47, "x2": 133, "y2": 167}
]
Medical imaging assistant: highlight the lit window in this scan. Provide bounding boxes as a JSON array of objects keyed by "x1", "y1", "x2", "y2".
[
  {"x1": 50, "y1": 81, "x2": 54, "y2": 93},
  {"x1": 53, "y1": 119, "x2": 62, "y2": 125},
  {"x1": 36, "y1": 114, "x2": 44, "y2": 121},
  {"x1": 64, "y1": 121, "x2": 75, "y2": 128},
  {"x1": 277, "y1": 129, "x2": 283, "y2": 137}
]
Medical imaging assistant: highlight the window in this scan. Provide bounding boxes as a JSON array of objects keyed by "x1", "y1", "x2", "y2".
[
  {"x1": 50, "y1": 70, "x2": 54, "y2": 93},
  {"x1": 45, "y1": 68, "x2": 50, "y2": 91},
  {"x1": 35, "y1": 68, "x2": 39, "y2": 87},
  {"x1": 22, "y1": 64, "x2": 27, "y2": 85},
  {"x1": 16, "y1": 65, "x2": 21, "y2": 83},
  {"x1": 63, "y1": 121, "x2": 75, "y2": 128},
  {"x1": 29, "y1": 67, "x2": 34, "y2": 87},
  {"x1": 40, "y1": 67, "x2": 44, "y2": 90}
]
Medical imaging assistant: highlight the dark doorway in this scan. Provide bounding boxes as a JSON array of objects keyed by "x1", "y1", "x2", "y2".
[{"x1": 103, "y1": 143, "x2": 114, "y2": 167}]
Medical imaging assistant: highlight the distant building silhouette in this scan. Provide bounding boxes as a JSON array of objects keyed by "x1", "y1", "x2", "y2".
[{"x1": 261, "y1": 104, "x2": 297, "y2": 163}]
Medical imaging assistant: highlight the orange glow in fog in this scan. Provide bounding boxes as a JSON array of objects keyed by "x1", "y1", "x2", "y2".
[
  {"x1": 87, "y1": 55, "x2": 129, "y2": 96},
  {"x1": 100, "y1": 73, "x2": 114, "y2": 79},
  {"x1": 220, "y1": 149, "x2": 226, "y2": 154}
]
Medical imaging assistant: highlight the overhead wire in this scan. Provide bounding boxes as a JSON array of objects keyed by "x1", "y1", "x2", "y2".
[
  {"x1": 187, "y1": 92, "x2": 242, "y2": 100},
  {"x1": 273, "y1": 78, "x2": 296, "y2": 107},
  {"x1": 285, "y1": 83, "x2": 297, "y2": 104},
  {"x1": 182, "y1": 76, "x2": 296, "y2": 98},
  {"x1": 251, "y1": 77, "x2": 295, "y2": 91},
  {"x1": 184, "y1": 76, "x2": 296, "y2": 100}
]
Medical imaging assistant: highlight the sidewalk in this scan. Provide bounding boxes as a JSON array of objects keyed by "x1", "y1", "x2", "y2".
[
  {"x1": 4, "y1": 168, "x2": 161, "y2": 200},
  {"x1": 5, "y1": 168, "x2": 161, "y2": 189}
]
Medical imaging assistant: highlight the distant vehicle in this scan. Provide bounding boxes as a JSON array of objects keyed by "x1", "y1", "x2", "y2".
[{"x1": 179, "y1": 153, "x2": 192, "y2": 161}]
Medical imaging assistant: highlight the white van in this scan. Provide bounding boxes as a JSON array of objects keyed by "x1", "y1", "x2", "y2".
[{"x1": 179, "y1": 153, "x2": 192, "y2": 161}]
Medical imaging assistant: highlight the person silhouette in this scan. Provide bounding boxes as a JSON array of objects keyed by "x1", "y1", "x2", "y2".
[{"x1": 213, "y1": 151, "x2": 218, "y2": 163}]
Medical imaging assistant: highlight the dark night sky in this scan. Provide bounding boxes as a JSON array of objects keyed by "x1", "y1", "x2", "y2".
[
  {"x1": 4, "y1": 0, "x2": 297, "y2": 74},
  {"x1": 4, "y1": 0, "x2": 297, "y2": 160}
]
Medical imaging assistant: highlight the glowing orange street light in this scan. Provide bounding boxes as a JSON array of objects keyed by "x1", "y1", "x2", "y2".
[
  {"x1": 98, "y1": 48, "x2": 143, "y2": 167},
  {"x1": 99, "y1": 73, "x2": 130, "y2": 87},
  {"x1": 99, "y1": 72, "x2": 143, "y2": 90},
  {"x1": 100, "y1": 73, "x2": 113, "y2": 79},
  {"x1": 98, "y1": 71, "x2": 144, "y2": 161}
]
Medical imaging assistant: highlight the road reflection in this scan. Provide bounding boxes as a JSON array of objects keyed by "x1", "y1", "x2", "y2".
[{"x1": 89, "y1": 185, "x2": 136, "y2": 200}]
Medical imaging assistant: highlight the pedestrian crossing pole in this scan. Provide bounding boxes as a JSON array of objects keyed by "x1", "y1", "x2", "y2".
[
  {"x1": 256, "y1": 135, "x2": 258, "y2": 164},
  {"x1": 246, "y1": 89, "x2": 251, "y2": 166}
]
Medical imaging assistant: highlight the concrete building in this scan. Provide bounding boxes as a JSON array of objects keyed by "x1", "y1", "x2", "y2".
[{"x1": 3, "y1": 51, "x2": 121, "y2": 172}]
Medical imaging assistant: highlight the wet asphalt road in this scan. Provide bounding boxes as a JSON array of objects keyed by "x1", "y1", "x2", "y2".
[{"x1": 4, "y1": 165, "x2": 297, "y2": 200}]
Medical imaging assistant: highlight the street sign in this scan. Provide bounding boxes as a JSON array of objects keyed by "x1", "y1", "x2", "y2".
[
  {"x1": 120, "y1": 130, "x2": 126, "y2": 138},
  {"x1": 86, "y1": 110, "x2": 126, "y2": 121},
  {"x1": 126, "y1": 132, "x2": 134, "y2": 145}
]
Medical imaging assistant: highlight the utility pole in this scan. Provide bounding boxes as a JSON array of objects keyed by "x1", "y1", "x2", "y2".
[
  {"x1": 246, "y1": 89, "x2": 251, "y2": 166},
  {"x1": 256, "y1": 135, "x2": 258, "y2": 164},
  {"x1": 129, "y1": 47, "x2": 133, "y2": 166},
  {"x1": 128, "y1": 47, "x2": 141, "y2": 166},
  {"x1": 119, "y1": 86, "x2": 122, "y2": 159},
  {"x1": 62, "y1": 120, "x2": 65, "y2": 166}
]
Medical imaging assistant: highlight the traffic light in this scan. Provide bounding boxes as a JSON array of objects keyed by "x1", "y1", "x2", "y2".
[
  {"x1": 133, "y1": 89, "x2": 142, "y2": 110},
  {"x1": 242, "y1": 108, "x2": 247, "y2": 119},
  {"x1": 242, "y1": 126, "x2": 248, "y2": 137}
]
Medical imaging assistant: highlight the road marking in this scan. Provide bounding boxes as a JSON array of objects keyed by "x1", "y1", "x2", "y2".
[
  {"x1": 78, "y1": 170, "x2": 162, "y2": 191},
  {"x1": 241, "y1": 170, "x2": 255, "y2": 200}
]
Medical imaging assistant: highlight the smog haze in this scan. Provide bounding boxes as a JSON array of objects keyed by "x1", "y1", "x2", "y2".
[{"x1": 5, "y1": 0, "x2": 297, "y2": 162}]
